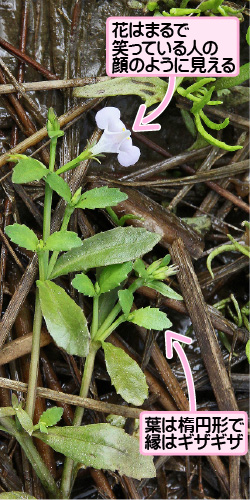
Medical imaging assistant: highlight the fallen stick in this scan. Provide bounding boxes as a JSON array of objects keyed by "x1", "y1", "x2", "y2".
[
  {"x1": 0, "y1": 377, "x2": 142, "y2": 419},
  {"x1": 170, "y1": 238, "x2": 239, "y2": 499},
  {"x1": 0, "y1": 77, "x2": 109, "y2": 95}
]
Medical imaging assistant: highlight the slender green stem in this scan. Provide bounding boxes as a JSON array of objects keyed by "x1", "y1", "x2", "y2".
[
  {"x1": 91, "y1": 295, "x2": 99, "y2": 339},
  {"x1": 43, "y1": 137, "x2": 57, "y2": 276},
  {"x1": 56, "y1": 149, "x2": 91, "y2": 175},
  {"x1": 26, "y1": 137, "x2": 57, "y2": 419},
  {"x1": 93, "y1": 278, "x2": 143, "y2": 341},
  {"x1": 47, "y1": 204, "x2": 74, "y2": 279},
  {"x1": 106, "y1": 206, "x2": 120, "y2": 226},
  {"x1": 98, "y1": 314, "x2": 126, "y2": 343},
  {"x1": 0, "y1": 417, "x2": 61, "y2": 498},
  {"x1": 60, "y1": 341, "x2": 99, "y2": 498},
  {"x1": 25, "y1": 290, "x2": 43, "y2": 418},
  {"x1": 38, "y1": 252, "x2": 46, "y2": 281},
  {"x1": 93, "y1": 302, "x2": 121, "y2": 341}
]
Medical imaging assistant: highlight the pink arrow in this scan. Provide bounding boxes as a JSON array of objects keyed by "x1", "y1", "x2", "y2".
[
  {"x1": 132, "y1": 76, "x2": 176, "y2": 133},
  {"x1": 165, "y1": 330, "x2": 196, "y2": 412}
]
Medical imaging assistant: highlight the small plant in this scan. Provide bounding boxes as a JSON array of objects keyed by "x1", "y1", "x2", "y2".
[{"x1": 1, "y1": 107, "x2": 183, "y2": 499}]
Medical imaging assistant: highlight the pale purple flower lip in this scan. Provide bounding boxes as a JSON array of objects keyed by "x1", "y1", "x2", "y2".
[{"x1": 90, "y1": 107, "x2": 140, "y2": 167}]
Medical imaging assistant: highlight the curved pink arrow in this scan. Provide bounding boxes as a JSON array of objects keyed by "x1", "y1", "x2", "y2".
[
  {"x1": 165, "y1": 330, "x2": 196, "y2": 412},
  {"x1": 132, "y1": 76, "x2": 176, "y2": 133}
]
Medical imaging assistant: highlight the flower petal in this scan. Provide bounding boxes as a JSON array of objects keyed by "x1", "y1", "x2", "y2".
[
  {"x1": 91, "y1": 129, "x2": 130, "y2": 155},
  {"x1": 95, "y1": 107, "x2": 121, "y2": 131},
  {"x1": 117, "y1": 139, "x2": 140, "y2": 167}
]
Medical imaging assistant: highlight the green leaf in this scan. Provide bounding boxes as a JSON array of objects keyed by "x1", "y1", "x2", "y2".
[
  {"x1": 72, "y1": 273, "x2": 96, "y2": 297},
  {"x1": 246, "y1": 27, "x2": 250, "y2": 46},
  {"x1": 37, "y1": 280, "x2": 90, "y2": 356},
  {"x1": 0, "y1": 493, "x2": 37, "y2": 499},
  {"x1": 180, "y1": 109, "x2": 196, "y2": 138},
  {"x1": 118, "y1": 289, "x2": 134, "y2": 317},
  {"x1": 246, "y1": 340, "x2": 250, "y2": 364},
  {"x1": 35, "y1": 424, "x2": 155, "y2": 479},
  {"x1": 160, "y1": 255, "x2": 171, "y2": 267},
  {"x1": 129, "y1": 307, "x2": 172, "y2": 330},
  {"x1": 199, "y1": 110, "x2": 229, "y2": 131},
  {"x1": 76, "y1": 186, "x2": 127, "y2": 210},
  {"x1": 183, "y1": 78, "x2": 216, "y2": 97},
  {"x1": 147, "y1": 281, "x2": 183, "y2": 300},
  {"x1": 98, "y1": 262, "x2": 133, "y2": 294},
  {"x1": 45, "y1": 231, "x2": 82, "y2": 251},
  {"x1": 47, "y1": 108, "x2": 64, "y2": 139},
  {"x1": 73, "y1": 77, "x2": 168, "y2": 108},
  {"x1": 51, "y1": 227, "x2": 161, "y2": 279},
  {"x1": 194, "y1": 113, "x2": 241, "y2": 152},
  {"x1": 182, "y1": 216, "x2": 211, "y2": 236},
  {"x1": 134, "y1": 259, "x2": 147, "y2": 278},
  {"x1": 46, "y1": 172, "x2": 71, "y2": 202},
  {"x1": 191, "y1": 87, "x2": 215, "y2": 115},
  {"x1": 106, "y1": 414, "x2": 126, "y2": 428},
  {"x1": 102, "y1": 342, "x2": 148, "y2": 405},
  {"x1": 39, "y1": 423, "x2": 48, "y2": 434},
  {"x1": 5, "y1": 224, "x2": 39, "y2": 251},
  {"x1": 12, "y1": 157, "x2": 48, "y2": 184},
  {"x1": 15, "y1": 407, "x2": 33, "y2": 435},
  {"x1": 0, "y1": 407, "x2": 16, "y2": 417},
  {"x1": 213, "y1": 63, "x2": 250, "y2": 91},
  {"x1": 39, "y1": 407, "x2": 64, "y2": 429}
]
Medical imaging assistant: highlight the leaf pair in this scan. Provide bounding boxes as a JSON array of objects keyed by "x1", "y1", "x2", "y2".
[
  {"x1": 72, "y1": 262, "x2": 133, "y2": 297},
  {"x1": 38, "y1": 227, "x2": 161, "y2": 356},
  {"x1": 5, "y1": 224, "x2": 82, "y2": 253},
  {"x1": 45, "y1": 182, "x2": 128, "y2": 210},
  {"x1": 11, "y1": 155, "x2": 128, "y2": 209},
  {"x1": 11, "y1": 157, "x2": 71, "y2": 203},
  {"x1": 13, "y1": 394, "x2": 63, "y2": 436}
]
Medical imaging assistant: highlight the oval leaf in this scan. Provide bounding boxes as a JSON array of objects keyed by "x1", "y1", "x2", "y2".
[
  {"x1": 73, "y1": 76, "x2": 168, "y2": 108},
  {"x1": 147, "y1": 281, "x2": 183, "y2": 301},
  {"x1": 72, "y1": 273, "x2": 96, "y2": 297},
  {"x1": 45, "y1": 231, "x2": 82, "y2": 251},
  {"x1": 0, "y1": 407, "x2": 16, "y2": 418},
  {"x1": 103, "y1": 342, "x2": 148, "y2": 405},
  {"x1": 15, "y1": 407, "x2": 33, "y2": 435},
  {"x1": 35, "y1": 423, "x2": 155, "y2": 480},
  {"x1": 134, "y1": 259, "x2": 147, "y2": 278},
  {"x1": 46, "y1": 172, "x2": 71, "y2": 202},
  {"x1": 98, "y1": 262, "x2": 133, "y2": 294},
  {"x1": 118, "y1": 289, "x2": 133, "y2": 317},
  {"x1": 37, "y1": 280, "x2": 89, "y2": 356},
  {"x1": 76, "y1": 186, "x2": 127, "y2": 209},
  {"x1": 12, "y1": 157, "x2": 48, "y2": 184},
  {"x1": 5, "y1": 224, "x2": 38, "y2": 251},
  {"x1": 129, "y1": 307, "x2": 172, "y2": 330},
  {"x1": 50, "y1": 227, "x2": 161, "y2": 278},
  {"x1": 39, "y1": 407, "x2": 64, "y2": 428}
]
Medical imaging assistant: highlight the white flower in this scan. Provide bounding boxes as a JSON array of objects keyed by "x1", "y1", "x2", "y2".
[{"x1": 90, "y1": 107, "x2": 140, "y2": 167}]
